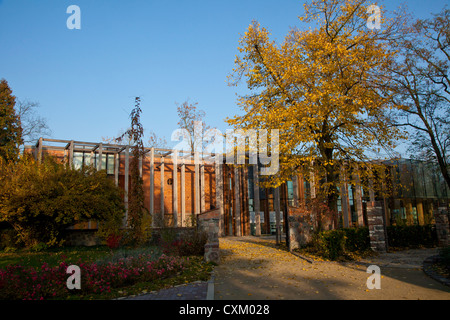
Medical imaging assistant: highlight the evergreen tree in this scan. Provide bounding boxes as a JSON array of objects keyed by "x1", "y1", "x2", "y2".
[{"x1": 0, "y1": 79, "x2": 23, "y2": 161}]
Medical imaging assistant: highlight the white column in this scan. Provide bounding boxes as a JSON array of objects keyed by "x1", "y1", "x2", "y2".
[
  {"x1": 150, "y1": 148, "x2": 154, "y2": 225},
  {"x1": 195, "y1": 152, "x2": 200, "y2": 215},
  {"x1": 353, "y1": 168, "x2": 364, "y2": 227},
  {"x1": 253, "y1": 164, "x2": 261, "y2": 236},
  {"x1": 274, "y1": 186, "x2": 281, "y2": 244},
  {"x1": 340, "y1": 165, "x2": 350, "y2": 228},
  {"x1": 90, "y1": 149, "x2": 95, "y2": 167},
  {"x1": 97, "y1": 143, "x2": 103, "y2": 171},
  {"x1": 69, "y1": 140, "x2": 74, "y2": 169},
  {"x1": 234, "y1": 166, "x2": 241, "y2": 236},
  {"x1": 173, "y1": 150, "x2": 178, "y2": 227},
  {"x1": 215, "y1": 159, "x2": 224, "y2": 236},
  {"x1": 310, "y1": 171, "x2": 316, "y2": 199},
  {"x1": 37, "y1": 137, "x2": 43, "y2": 163},
  {"x1": 292, "y1": 175, "x2": 299, "y2": 207},
  {"x1": 200, "y1": 159, "x2": 205, "y2": 213},
  {"x1": 160, "y1": 156, "x2": 165, "y2": 224},
  {"x1": 181, "y1": 156, "x2": 186, "y2": 226},
  {"x1": 114, "y1": 152, "x2": 119, "y2": 186}
]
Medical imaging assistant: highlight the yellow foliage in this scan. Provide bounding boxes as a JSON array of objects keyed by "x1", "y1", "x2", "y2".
[{"x1": 227, "y1": 0, "x2": 406, "y2": 194}]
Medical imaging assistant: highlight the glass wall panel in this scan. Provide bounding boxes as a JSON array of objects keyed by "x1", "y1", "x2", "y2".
[
  {"x1": 248, "y1": 168, "x2": 254, "y2": 200},
  {"x1": 435, "y1": 169, "x2": 447, "y2": 199},
  {"x1": 287, "y1": 180, "x2": 294, "y2": 206},
  {"x1": 413, "y1": 161, "x2": 426, "y2": 198},
  {"x1": 101, "y1": 155, "x2": 106, "y2": 170},
  {"x1": 398, "y1": 160, "x2": 414, "y2": 198},
  {"x1": 303, "y1": 180, "x2": 310, "y2": 200},
  {"x1": 72, "y1": 151, "x2": 115, "y2": 173},
  {"x1": 432, "y1": 162, "x2": 448, "y2": 200},
  {"x1": 348, "y1": 185, "x2": 357, "y2": 225},
  {"x1": 248, "y1": 198, "x2": 254, "y2": 212},
  {"x1": 94, "y1": 154, "x2": 107, "y2": 170},
  {"x1": 423, "y1": 162, "x2": 437, "y2": 198},
  {"x1": 107, "y1": 154, "x2": 114, "y2": 175},
  {"x1": 73, "y1": 152, "x2": 83, "y2": 170},
  {"x1": 390, "y1": 160, "x2": 401, "y2": 198},
  {"x1": 84, "y1": 153, "x2": 91, "y2": 167}
]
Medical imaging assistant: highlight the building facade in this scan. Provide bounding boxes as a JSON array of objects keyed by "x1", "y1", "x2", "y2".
[{"x1": 27, "y1": 138, "x2": 450, "y2": 238}]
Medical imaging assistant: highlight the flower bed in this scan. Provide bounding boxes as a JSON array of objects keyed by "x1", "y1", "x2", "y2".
[{"x1": 0, "y1": 253, "x2": 186, "y2": 300}]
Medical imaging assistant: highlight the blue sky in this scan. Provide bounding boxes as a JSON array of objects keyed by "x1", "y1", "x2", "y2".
[{"x1": 0, "y1": 0, "x2": 447, "y2": 153}]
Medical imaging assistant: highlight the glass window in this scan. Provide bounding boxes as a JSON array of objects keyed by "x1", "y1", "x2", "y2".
[
  {"x1": 413, "y1": 161, "x2": 426, "y2": 198},
  {"x1": 73, "y1": 152, "x2": 83, "y2": 170},
  {"x1": 398, "y1": 160, "x2": 414, "y2": 198},
  {"x1": 94, "y1": 154, "x2": 107, "y2": 170},
  {"x1": 72, "y1": 151, "x2": 115, "y2": 173},
  {"x1": 84, "y1": 153, "x2": 91, "y2": 167},
  {"x1": 423, "y1": 162, "x2": 437, "y2": 198},
  {"x1": 248, "y1": 198, "x2": 254, "y2": 213},
  {"x1": 102, "y1": 155, "x2": 106, "y2": 170},
  {"x1": 107, "y1": 154, "x2": 115, "y2": 175},
  {"x1": 287, "y1": 180, "x2": 294, "y2": 201},
  {"x1": 247, "y1": 173, "x2": 254, "y2": 200},
  {"x1": 304, "y1": 180, "x2": 310, "y2": 200}
]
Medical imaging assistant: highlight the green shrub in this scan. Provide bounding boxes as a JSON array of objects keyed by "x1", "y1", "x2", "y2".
[
  {"x1": 342, "y1": 227, "x2": 370, "y2": 252},
  {"x1": 30, "y1": 242, "x2": 49, "y2": 252},
  {"x1": 158, "y1": 228, "x2": 208, "y2": 257},
  {"x1": 307, "y1": 225, "x2": 438, "y2": 260},
  {"x1": 177, "y1": 229, "x2": 208, "y2": 256},
  {"x1": 312, "y1": 230, "x2": 346, "y2": 260},
  {"x1": 0, "y1": 228, "x2": 21, "y2": 250},
  {"x1": 308, "y1": 227, "x2": 371, "y2": 260},
  {"x1": 0, "y1": 155, "x2": 125, "y2": 248}
]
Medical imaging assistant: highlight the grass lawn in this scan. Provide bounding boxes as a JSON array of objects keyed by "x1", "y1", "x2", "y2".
[
  {"x1": 0, "y1": 245, "x2": 215, "y2": 300},
  {"x1": 0, "y1": 246, "x2": 111, "y2": 269}
]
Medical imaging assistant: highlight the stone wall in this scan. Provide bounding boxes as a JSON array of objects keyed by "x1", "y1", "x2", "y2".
[
  {"x1": 197, "y1": 208, "x2": 220, "y2": 264},
  {"x1": 151, "y1": 227, "x2": 196, "y2": 243},
  {"x1": 63, "y1": 229, "x2": 102, "y2": 247},
  {"x1": 366, "y1": 201, "x2": 388, "y2": 252},
  {"x1": 434, "y1": 202, "x2": 450, "y2": 247},
  {"x1": 287, "y1": 206, "x2": 314, "y2": 251},
  {"x1": 64, "y1": 227, "x2": 197, "y2": 247}
]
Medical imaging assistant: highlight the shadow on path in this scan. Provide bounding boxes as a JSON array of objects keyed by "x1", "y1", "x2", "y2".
[{"x1": 215, "y1": 236, "x2": 450, "y2": 300}]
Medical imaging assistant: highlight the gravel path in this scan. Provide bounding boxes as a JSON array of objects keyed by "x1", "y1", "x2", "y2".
[{"x1": 213, "y1": 236, "x2": 450, "y2": 300}]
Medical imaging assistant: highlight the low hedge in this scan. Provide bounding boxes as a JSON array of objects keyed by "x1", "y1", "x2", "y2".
[
  {"x1": 308, "y1": 225, "x2": 438, "y2": 260},
  {"x1": 310, "y1": 227, "x2": 370, "y2": 260},
  {"x1": 386, "y1": 224, "x2": 438, "y2": 248}
]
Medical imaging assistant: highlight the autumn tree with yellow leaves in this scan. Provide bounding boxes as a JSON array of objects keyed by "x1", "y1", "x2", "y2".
[{"x1": 227, "y1": 0, "x2": 407, "y2": 215}]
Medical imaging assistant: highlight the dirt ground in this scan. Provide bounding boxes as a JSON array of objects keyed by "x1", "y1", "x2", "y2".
[{"x1": 213, "y1": 236, "x2": 450, "y2": 300}]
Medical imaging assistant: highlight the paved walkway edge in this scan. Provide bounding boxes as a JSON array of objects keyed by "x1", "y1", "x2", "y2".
[
  {"x1": 289, "y1": 250, "x2": 314, "y2": 264},
  {"x1": 207, "y1": 272, "x2": 215, "y2": 300},
  {"x1": 423, "y1": 255, "x2": 450, "y2": 287}
]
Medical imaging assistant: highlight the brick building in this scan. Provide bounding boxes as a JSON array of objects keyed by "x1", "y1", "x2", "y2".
[{"x1": 26, "y1": 138, "x2": 450, "y2": 242}]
